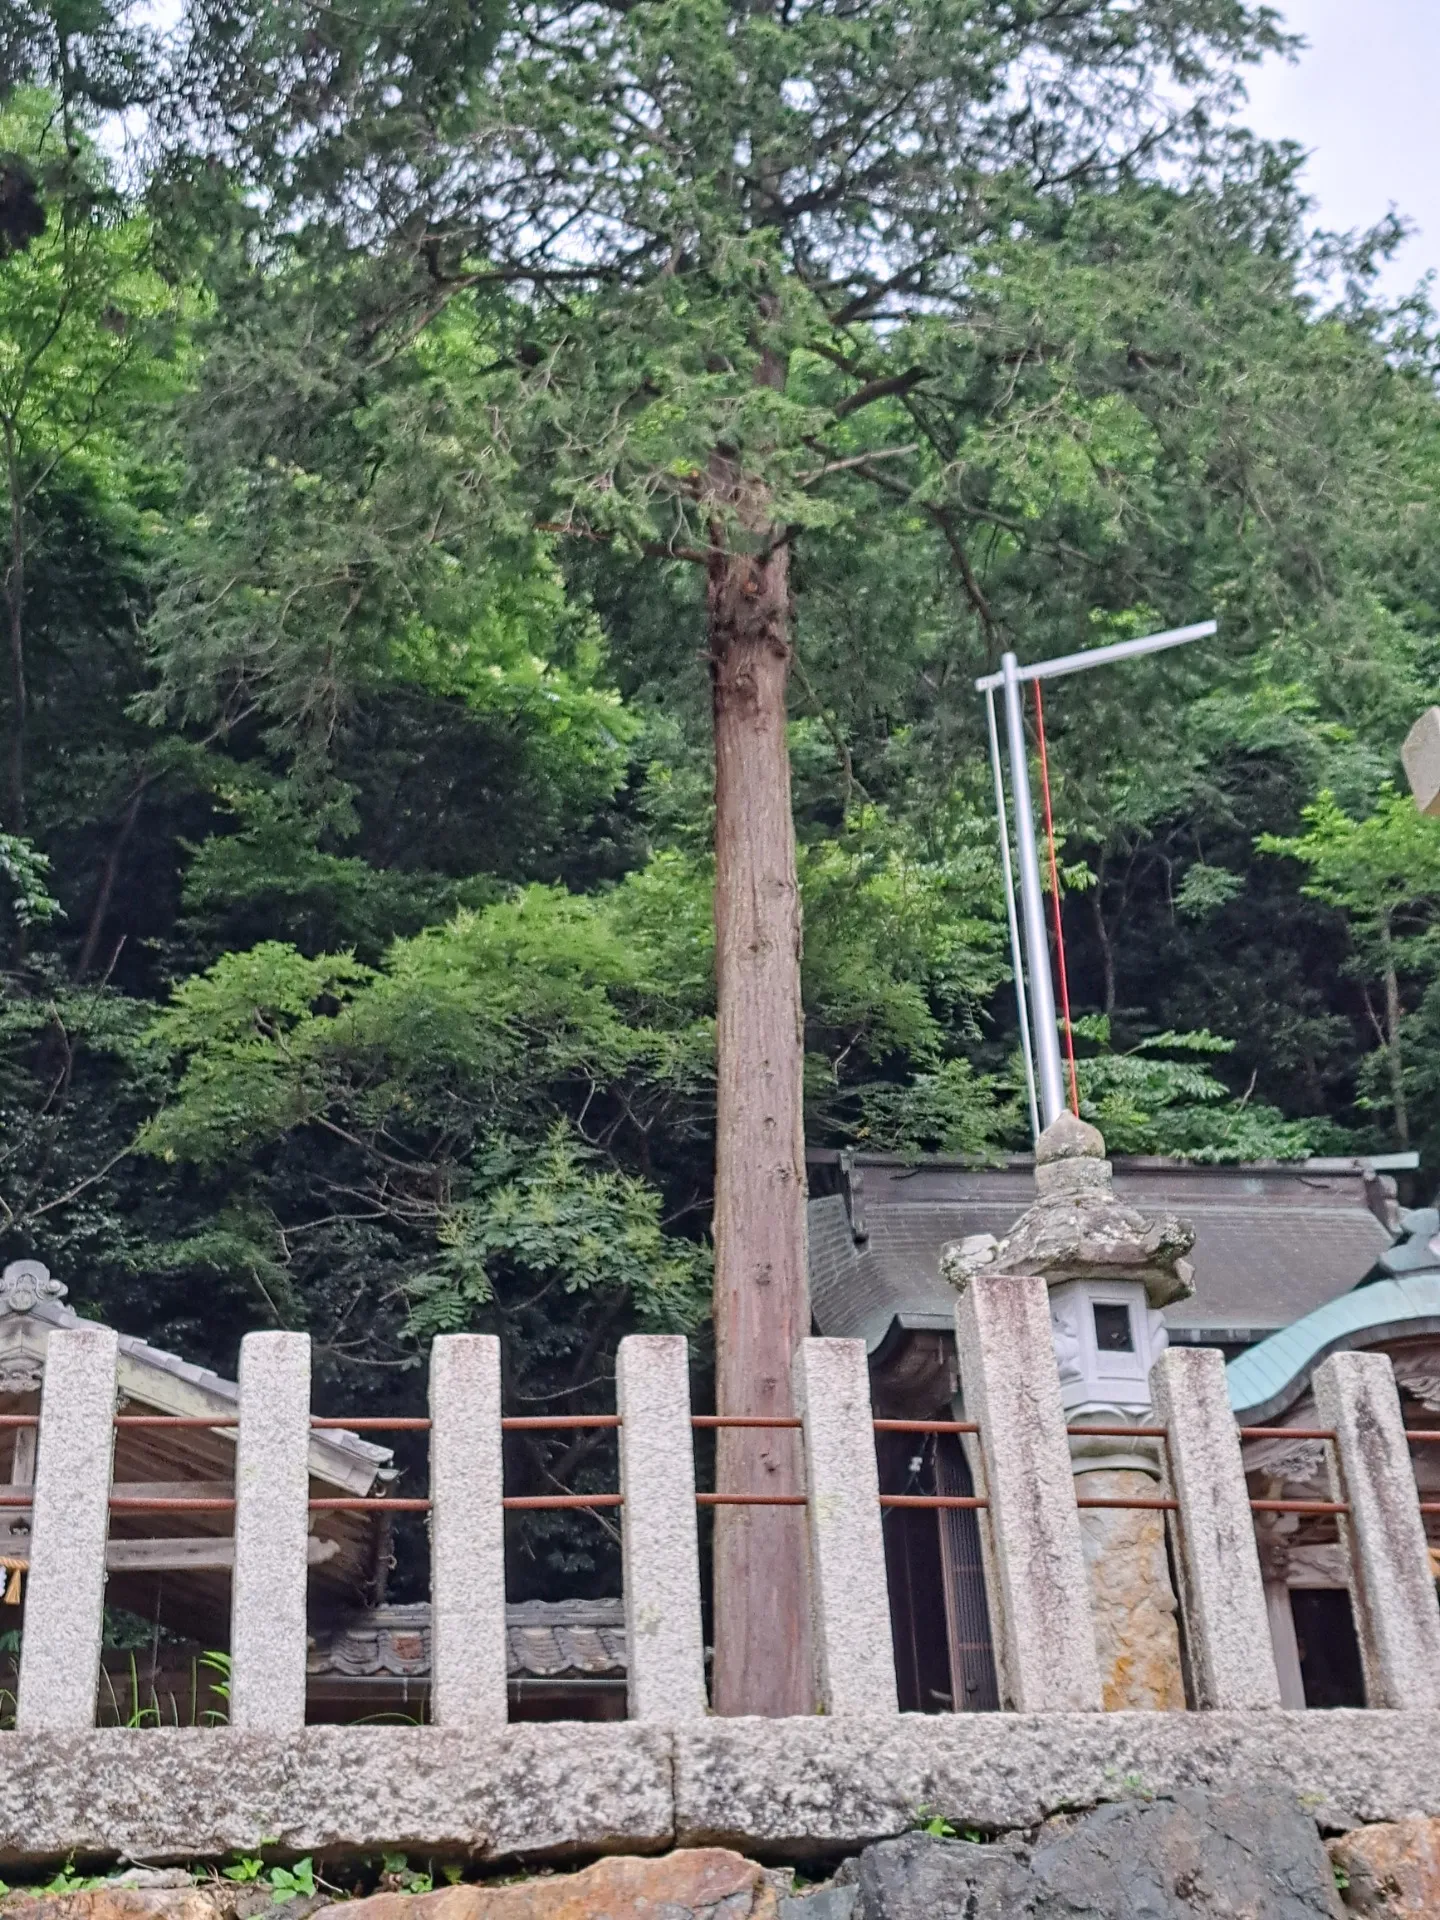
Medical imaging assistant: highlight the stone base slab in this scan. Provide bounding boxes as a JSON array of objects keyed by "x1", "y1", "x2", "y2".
[
  {"x1": 2, "y1": 1714, "x2": 1440, "y2": 1866},
  {"x1": 0, "y1": 1726, "x2": 673, "y2": 1866}
]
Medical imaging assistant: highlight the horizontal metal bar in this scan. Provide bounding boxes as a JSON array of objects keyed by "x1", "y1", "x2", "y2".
[
  {"x1": 309, "y1": 1498, "x2": 433, "y2": 1512},
  {"x1": 1076, "y1": 1496, "x2": 1178, "y2": 1510},
  {"x1": 0, "y1": 1415, "x2": 38, "y2": 1427},
  {"x1": 1250, "y1": 1499, "x2": 1349, "y2": 1514},
  {"x1": 502, "y1": 1415, "x2": 621, "y2": 1430},
  {"x1": 691, "y1": 1416, "x2": 803, "y2": 1429},
  {"x1": 1240, "y1": 1428, "x2": 1336, "y2": 1442},
  {"x1": 1068, "y1": 1424, "x2": 1169, "y2": 1438},
  {"x1": 1405, "y1": 1432, "x2": 1440, "y2": 1443},
  {"x1": 501, "y1": 1494, "x2": 622, "y2": 1510},
  {"x1": 1418, "y1": 1503, "x2": 1440, "y2": 1514},
  {"x1": 113, "y1": 1415, "x2": 239, "y2": 1428},
  {"x1": 696, "y1": 1493, "x2": 808, "y2": 1506},
  {"x1": 873, "y1": 1420, "x2": 980, "y2": 1434},
  {"x1": 974, "y1": 621, "x2": 1216, "y2": 693},
  {"x1": 110, "y1": 1497, "x2": 235, "y2": 1512},
  {"x1": 312, "y1": 1417, "x2": 431, "y2": 1431},
  {"x1": 881, "y1": 1495, "x2": 988, "y2": 1509}
]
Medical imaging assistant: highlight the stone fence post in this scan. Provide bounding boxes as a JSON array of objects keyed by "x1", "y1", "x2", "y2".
[
  {"x1": 953, "y1": 1272, "x2": 1102, "y2": 1711},
  {"x1": 794, "y1": 1337, "x2": 898, "y2": 1716},
  {"x1": 1152, "y1": 1347, "x2": 1280, "y2": 1709},
  {"x1": 430, "y1": 1333, "x2": 508, "y2": 1726},
  {"x1": 1314, "y1": 1350, "x2": 1440, "y2": 1709},
  {"x1": 16, "y1": 1325, "x2": 118, "y2": 1732},
  {"x1": 617, "y1": 1334, "x2": 707, "y2": 1721},
  {"x1": 230, "y1": 1331, "x2": 312, "y2": 1733}
]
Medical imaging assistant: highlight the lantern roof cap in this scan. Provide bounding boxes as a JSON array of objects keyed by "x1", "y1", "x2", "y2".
[{"x1": 941, "y1": 1118, "x2": 1196, "y2": 1309}]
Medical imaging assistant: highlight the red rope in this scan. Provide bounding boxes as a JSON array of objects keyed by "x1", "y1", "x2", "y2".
[{"x1": 1031, "y1": 681, "x2": 1080, "y2": 1117}]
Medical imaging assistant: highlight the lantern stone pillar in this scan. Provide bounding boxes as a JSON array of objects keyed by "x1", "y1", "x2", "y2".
[{"x1": 944, "y1": 1112, "x2": 1197, "y2": 1710}]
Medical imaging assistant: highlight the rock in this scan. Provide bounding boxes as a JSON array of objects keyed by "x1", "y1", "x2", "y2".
[
  {"x1": 1330, "y1": 1816, "x2": 1440, "y2": 1914},
  {"x1": 777, "y1": 1887, "x2": 858, "y2": 1920},
  {"x1": 0, "y1": 1894, "x2": 227, "y2": 1920},
  {"x1": 338, "y1": 1849, "x2": 776, "y2": 1920},
  {"x1": 1079, "y1": 1472, "x2": 1187, "y2": 1711},
  {"x1": 100, "y1": 1878, "x2": 196, "y2": 1894},
  {"x1": 837, "y1": 1831, "x2": 1026, "y2": 1919},
  {"x1": 1022, "y1": 1788, "x2": 1342, "y2": 1917},
  {"x1": 0, "y1": 1885, "x2": 327, "y2": 1920},
  {"x1": 843, "y1": 1786, "x2": 1341, "y2": 1919}
]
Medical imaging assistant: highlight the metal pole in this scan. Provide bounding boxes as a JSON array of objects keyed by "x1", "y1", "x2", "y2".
[
  {"x1": 1001, "y1": 652, "x2": 1065, "y2": 1128},
  {"x1": 975, "y1": 620, "x2": 1217, "y2": 694},
  {"x1": 985, "y1": 688, "x2": 1040, "y2": 1142}
]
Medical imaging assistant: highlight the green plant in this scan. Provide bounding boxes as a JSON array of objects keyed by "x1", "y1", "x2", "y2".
[
  {"x1": 913, "y1": 1807, "x2": 982, "y2": 1843},
  {"x1": 42, "y1": 1859, "x2": 105, "y2": 1893},
  {"x1": 266, "y1": 1858, "x2": 317, "y2": 1904},
  {"x1": 199, "y1": 1649, "x2": 231, "y2": 1726},
  {"x1": 222, "y1": 1857, "x2": 265, "y2": 1885},
  {"x1": 222, "y1": 1848, "x2": 319, "y2": 1904},
  {"x1": 381, "y1": 1853, "x2": 433, "y2": 1894}
]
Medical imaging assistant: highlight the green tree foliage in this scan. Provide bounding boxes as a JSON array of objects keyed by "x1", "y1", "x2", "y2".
[
  {"x1": 1259, "y1": 788, "x2": 1440, "y2": 1145},
  {"x1": 4, "y1": 1, "x2": 1440, "y2": 1601}
]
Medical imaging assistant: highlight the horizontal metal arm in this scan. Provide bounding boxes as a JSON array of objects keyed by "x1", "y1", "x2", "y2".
[{"x1": 974, "y1": 620, "x2": 1216, "y2": 692}]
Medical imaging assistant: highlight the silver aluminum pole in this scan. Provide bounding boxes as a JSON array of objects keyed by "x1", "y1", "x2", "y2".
[
  {"x1": 1001, "y1": 652, "x2": 1065, "y2": 1127},
  {"x1": 974, "y1": 620, "x2": 1217, "y2": 694},
  {"x1": 985, "y1": 688, "x2": 1040, "y2": 1142}
]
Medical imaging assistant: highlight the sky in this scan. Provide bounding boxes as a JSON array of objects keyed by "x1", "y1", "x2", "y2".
[{"x1": 1237, "y1": 0, "x2": 1440, "y2": 298}]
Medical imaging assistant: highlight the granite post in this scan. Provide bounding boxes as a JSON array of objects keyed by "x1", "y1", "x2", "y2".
[
  {"x1": 1152, "y1": 1346, "x2": 1281, "y2": 1709},
  {"x1": 952, "y1": 1270, "x2": 1103, "y2": 1710},
  {"x1": 617, "y1": 1334, "x2": 708, "y2": 1721},
  {"x1": 946, "y1": 1113, "x2": 1195, "y2": 1710},
  {"x1": 15, "y1": 1325, "x2": 118, "y2": 1732},
  {"x1": 1314, "y1": 1349, "x2": 1440, "y2": 1708},
  {"x1": 430, "y1": 1333, "x2": 508, "y2": 1727},
  {"x1": 230, "y1": 1330, "x2": 311, "y2": 1733},
  {"x1": 794, "y1": 1336, "x2": 898, "y2": 1715}
]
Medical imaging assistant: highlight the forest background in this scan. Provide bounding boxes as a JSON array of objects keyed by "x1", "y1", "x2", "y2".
[{"x1": 4, "y1": 0, "x2": 1440, "y2": 1600}]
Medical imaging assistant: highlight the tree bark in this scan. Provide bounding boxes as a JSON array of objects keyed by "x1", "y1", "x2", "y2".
[
  {"x1": 1380, "y1": 915, "x2": 1409, "y2": 1145},
  {"x1": 1091, "y1": 871, "x2": 1116, "y2": 1020},
  {"x1": 75, "y1": 771, "x2": 152, "y2": 979},
  {"x1": 4, "y1": 419, "x2": 26, "y2": 837},
  {"x1": 707, "y1": 450, "x2": 812, "y2": 1718}
]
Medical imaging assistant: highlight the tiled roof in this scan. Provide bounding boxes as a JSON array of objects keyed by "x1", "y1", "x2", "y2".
[
  {"x1": 1226, "y1": 1275, "x2": 1440, "y2": 1423},
  {"x1": 0, "y1": 1262, "x2": 391, "y2": 1490},
  {"x1": 808, "y1": 1154, "x2": 1398, "y2": 1351},
  {"x1": 308, "y1": 1600, "x2": 626, "y2": 1681}
]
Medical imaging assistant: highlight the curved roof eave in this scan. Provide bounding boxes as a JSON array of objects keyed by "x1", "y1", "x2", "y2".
[{"x1": 1226, "y1": 1276, "x2": 1440, "y2": 1424}]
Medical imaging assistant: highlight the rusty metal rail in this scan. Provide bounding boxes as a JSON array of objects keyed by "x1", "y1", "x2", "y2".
[
  {"x1": 0, "y1": 1405, "x2": 1413, "y2": 1524},
  {"x1": 881, "y1": 1494, "x2": 988, "y2": 1510}
]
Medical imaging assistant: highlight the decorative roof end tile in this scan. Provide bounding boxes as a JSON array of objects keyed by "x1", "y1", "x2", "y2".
[{"x1": 0, "y1": 1259, "x2": 67, "y2": 1315}]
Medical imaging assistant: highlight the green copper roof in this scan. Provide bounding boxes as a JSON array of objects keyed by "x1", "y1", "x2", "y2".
[{"x1": 1226, "y1": 1275, "x2": 1440, "y2": 1423}]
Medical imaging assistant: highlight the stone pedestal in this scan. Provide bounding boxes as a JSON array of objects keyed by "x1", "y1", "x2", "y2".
[{"x1": 1077, "y1": 1468, "x2": 1186, "y2": 1710}]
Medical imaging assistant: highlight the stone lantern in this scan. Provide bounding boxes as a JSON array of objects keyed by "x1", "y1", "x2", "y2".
[{"x1": 944, "y1": 1111, "x2": 1197, "y2": 1709}]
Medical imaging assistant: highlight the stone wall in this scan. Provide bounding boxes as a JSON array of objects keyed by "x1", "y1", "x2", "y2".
[
  {"x1": 8, "y1": 1789, "x2": 1440, "y2": 1918},
  {"x1": 4, "y1": 1714, "x2": 1440, "y2": 1866}
]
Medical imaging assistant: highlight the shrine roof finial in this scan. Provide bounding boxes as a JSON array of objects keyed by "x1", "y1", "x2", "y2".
[{"x1": 0, "y1": 1259, "x2": 67, "y2": 1315}]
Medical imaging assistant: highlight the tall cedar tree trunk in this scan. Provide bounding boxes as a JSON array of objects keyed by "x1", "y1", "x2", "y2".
[
  {"x1": 706, "y1": 443, "x2": 813, "y2": 1717},
  {"x1": 1380, "y1": 914, "x2": 1409, "y2": 1144},
  {"x1": 4, "y1": 420, "x2": 25, "y2": 837}
]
